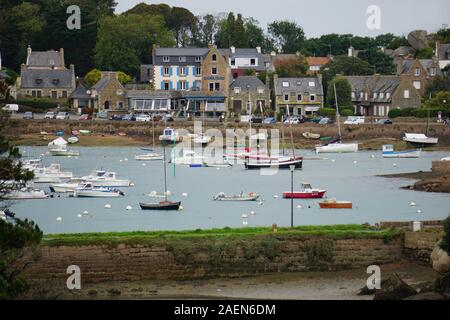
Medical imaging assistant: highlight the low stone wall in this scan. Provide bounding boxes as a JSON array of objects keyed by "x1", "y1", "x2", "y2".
[
  {"x1": 404, "y1": 230, "x2": 444, "y2": 264},
  {"x1": 432, "y1": 160, "x2": 450, "y2": 175},
  {"x1": 22, "y1": 236, "x2": 403, "y2": 288}
]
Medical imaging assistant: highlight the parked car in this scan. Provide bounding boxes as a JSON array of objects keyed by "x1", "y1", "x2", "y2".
[
  {"x1": 136, "y1": 114, "x2": 151, "y2": 122},
  {"x1": 122, "y1": 113, "x2": 136, "y2": 121},
  {"x1": 250, "y1": 116, "x2": 263, "y2": 124},
  {"x1": 44, "y1": 111, "x2": 56, "y2": 119},
  {"x1": 110, "y1": 114, "x2": 124, "y2": 121},
  {"x1": 284, "y1": 116, "x2": 304, "y2": 124},
  {"x1": 263, "y1": 117, "x2": 276, "y2": 124},
  {"x1": 56, "y1": 112, "x2": 70, "y2": 120},
  {"x1": 161, "y1": 114, "x2": 174, "y2": 122},
  {"x1": 311, "y1": 116, "x2": 323, "y2": 123},
  {"x1": 23, "y1": 111, "x2": 33, "y2": 119},
  {"x1": 376, "y1": 118, "x2": 393, "y2": 125},
  {"x1": 79, "y1": 114, "x2": 92, "y2": 121},
  {"x1": 318, "y1": 117, "x2": 332, "y2": 125}
]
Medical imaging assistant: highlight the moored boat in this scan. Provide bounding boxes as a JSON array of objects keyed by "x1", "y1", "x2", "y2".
[
  {"x1": 4, "y1": 185, "x2": 48, "y2": 199},
  {"x1": 244, "y1": 156, "x2": 303, "y2": 170},
  {"x1": 134, "y1": 153, "x2": 163, "y2": 161},
  {"x1": 213, "y1": 192, "x2": 260, "y2": 201},
  {"x1": 382, "y1": 144, "x2": 421, "y2": 158},
  {"x1": 139, "y1": 201, "x2": 181, "y2": 210},
  {"x1": 318, "y1": 199, "x2": 352, "y2": 209},
  {"x1": 315, "y1": 142, "x2": 358, "y2": 154},
  {"x1": 49, "y1": 182, "x2": 80, "y2": 193},
  {"x1": 302, "y1": 132, "x2": 321, "y2": 140},
  {"x1": 74, "y1": 183, "x2": 124, "y2": 198},
  {"x1": 82, "y1": 170, "x2": 130, "y2": 187},
  {"x1": 283, "y1": 183, "x2": 326, "y2": 199},
  {"x1": 159, "y1": 127, "x2": 181, "y2": 145},
  {"x1": 403, "y1": 133, "x2": 438, "y2": 147}
]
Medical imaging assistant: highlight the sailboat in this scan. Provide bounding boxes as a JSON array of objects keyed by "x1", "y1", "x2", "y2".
[
  {"x1": 245, "y1": 102, "x2": 302, "y2": 169},
  {"x1": 315, "y1": 81, "x2": 358, "y2": 154},
  {"x1": 139, "y1": 146, "x2": 181, "y2": 210},
  {"x1": 135, "y1": 116, "x2": 164, "y2": 160}
]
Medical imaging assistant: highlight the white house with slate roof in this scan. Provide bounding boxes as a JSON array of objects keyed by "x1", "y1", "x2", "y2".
[{"x1": 18, "y1": 46, "x2": 75, "y2": 100}]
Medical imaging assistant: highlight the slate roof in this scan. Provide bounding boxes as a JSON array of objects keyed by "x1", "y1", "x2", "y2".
[
  {"x1": 230, "y1": 76, "x2": 265, "y2": 91},
  {"x1": 400, "y1": 59, "x2": 442, "y2": 76},
  {"x1": 27, "y1": 50, "x2": 62, "y2": 68},
  {"x1": 275, "y1": 77, "x2": 323, "y2": 96},
  {"x1": 154, "y1": 47, "x2": 209, "y2": 57},
  {"x1": 91, "y1": 75, "x2": 110, "y2": 92},
  {"x1": 20, "y1": 69, "x2": 73, "y2": 88},
  {"x1": 126, "y1": 90, "x2": 171, "y2": 99},
  {"x1": 346, "y1": 75, "x2": 400, "y2": 102},
  {"x1": 69, "y1": 83, "x2": 90, "y2": 99}
]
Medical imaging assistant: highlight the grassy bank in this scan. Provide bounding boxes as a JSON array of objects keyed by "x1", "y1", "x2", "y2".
[{"x1": 42, "y1": 224, "x2": 403, "y2": 247}]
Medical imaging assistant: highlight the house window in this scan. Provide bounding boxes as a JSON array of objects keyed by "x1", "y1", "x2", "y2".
[
  {"x1": 179, "y1": 81, "x2": 187, "y2": 90},
  {"x1": 282, "y1": 81, "x2": 289, "y2": 87},
  {"x1": 310, "y1": 94, "x2": 316, "y2": 102},
  {"x1": 373, "y1": 92, "x2": 378, "y2": 99},
  {"x1": 117, "y1": 102, "x2": 124, "y2": 109},
  {"x1": 212, "y1": 54, "x2": 217, "y2": 61},
  {"x1": 231, "y1": 58, "x2": 235, "y2": 66},
  {"x1": 351, "y1": 92, "x2": 355, "y2": 99},
  {"x1": 195, "y1": 56, "x2": 202, "y2": 62},
  {"x1": 413, "y1": 81, "x2": 421, "y2": 90},
  {"x1": 51, "y1": 91, "x2": 58, "y2": 99},
  {"x1": 257, "y1": 88, "x2": 264, "y2": 94},
  {"x1": 215, "y1": 83, "x2": 220, "y2": 91},
  {"x1": 250, "y1": 58, "x2": 256, "y2": 65},
  {"x1": 35, "y1": 79, "x2": 43, "y2": 85},
  {"x1": 297, "y1": 94, "x2": 302, "y2": 101},
  {"x1": 386, "y1": 92, "x2": 391, "y2": 99},
  {"x1": 62, "y1": 91, "x2": 67, "y2": 98},
  {"x1": 404, "y1": 89, "x2": 410, "y2": 99},
  {"x1": 164, "y1": 82, "x2": 170, "y2": 90},
  {"x1": 234, "y1": 87, "x2": 241, "y2": 94},
  {"x1": 180, "y1": 67, "x2": 186, "y2": 76},
  {"x1": 163, "y1": 56, "x2": 170, "y2": 62},
  {"x1": 360, "y1": 92, "x2": 363, "y2": 98},
  {"x1": 209, "y1": 83, "x2": 214, "y2": 92},
  {"x1": 179, "y1": 56, "x2": 186, "y2": 62},
  {"x1": 164, "y1": 67, "x2": 170, "y2": 76},
  {"x1": 284, "y1": 94, "x2": 289, "y2": 101},
  {"x1": 430, "y1": 68, "x2": 436, "y2": 76},
  {"x1": 380, "y1": 92, "x2": 384, "y2": 99},
  {"x1": 296, "y1": 81, "x2": 302, "y2": 86},
  {"x1": 212, "y1": 67, "x2": 217, "y2": 75},
  {"x1": 195, "y1": 67, "x2": 201, "y2": 75},
  {"x1": 414, "y1": 67, "x2": 420, "y2": 76},
  {"x1": 147, "y1": 68, "x2": 151, "y2": 76},
  {"x1": 31, "y1": 90, "x2": 42, "y2": 98}
]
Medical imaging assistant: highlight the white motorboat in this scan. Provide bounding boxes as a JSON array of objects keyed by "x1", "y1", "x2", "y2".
[
  {"x1": 4, "y1": 187, "x2": 48, "y2": 199},
  {"x1": 171, "y1": 150, "x2": 208, "y2": 165},
  {"x1": 134, "y1": 153, "x2": 163, "y2": 161},
  {"x1": 47, "y1": 137, "x2": 80, "y2": 156},
  {"x1": 315, "y1": 142, "x2": 358, "y2": 154},
  {"x1": 33, "y1": 164, "x2": 73, "y2": 183},
  {"x1": 22, "y1": 158, "x2": 43, "y2": 170},
  {"x1": 403, "y1": 133, "x2": 438, "y2": 147},
  {"x1": 74, "y1": 183, "x2": 124, "y2": 198},
  {"x1": 159, "y1": 127, "x2": 181, "y2": 145},
  {"x1": 382, "y1": 145, "x2": 421, "y2": 158},
  {"x1": 82, "y1": 170, "x2": 130, "y2": 187},
  {"x1": 213, "y1": 192, "x2": 260, "y2": 201},
  {"x1": 49, "y1": 182, "x2": 81, "y2": 193}
]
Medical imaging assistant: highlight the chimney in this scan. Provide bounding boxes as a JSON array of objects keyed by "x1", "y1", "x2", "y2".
[
  {"x1": 26, "y1": 45, "x2": 32, "y2": 65},
  {"x1": 60, "y1": 48, "x2": 65, "y2": 68},
  {"x1": 230, "y1": 46, "x2": 236, "y2": 54},
  {"x1": 256, "y1": 46, "x2": 261, "y2": 54},
  {"x1": 396, "y1": 58, "x2": 403, "y2": 75},
  {"x1": 70, "y1": 64, "x2": 76, "y2": 88},
  {"x1": 435, "y1": 41, "x2": 440, "y2": 58}
]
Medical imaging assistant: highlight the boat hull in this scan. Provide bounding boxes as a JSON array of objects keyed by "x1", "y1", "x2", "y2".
[
  {"x1": 135, "y1": 154, "x2": 163, "y2": 161},
  {"x1": 5, "y1": 191, "x2": 48, "y2": 199},
  {"x1": 382, "y1": 150, "x2": 421, "y2": 158},
  {"x1": 315, "y1": 143, "x2": 358, "y2": 154},
  {"x1": 139, "y1": 201, "x2": 181, "y2": 210},
  {"x1": 319, "y1": 202, "x2": 352, "y2": 209},
  {"x1": 48, "y1": 150, "x2": 80, "y2": 156},
  {"x1": 49, "y1": 183, "x2": 79, "y2": 193},
  {"x1": 245, "y1": 158, "x2": 303, "y2": 170},
  {"x1": 283, "y1": 190, "x2": 326, "y2": 199},
  {"x1": 84, "y1": 179, "x2": 130, "y2": 187},
  {"x1": 74, "y1": 190, "x2": 122, "y2": 198}
]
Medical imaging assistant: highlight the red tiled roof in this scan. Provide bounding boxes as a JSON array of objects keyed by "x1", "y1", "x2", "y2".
[{"x1": 306, "y1": 57, "x2": 331, "y2": 66}]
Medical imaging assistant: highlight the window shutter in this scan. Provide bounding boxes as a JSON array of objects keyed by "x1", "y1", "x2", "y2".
[
  {"x1": 170, "y1": 67, "x2": 173, "y2": 76},
  {"x1": 186, "y1": 67, "x2": 189, "y2": 76},
  {"x1": 160, "y1": 81, "x2": 164, "y2": 90},
  {"x1": 186, "y1": 81, "x2": 189, "y2": 90},
  {"x1": 177, "y1": 81, "x2": 180, "y2": 90},
  {"x1": 160, "y1": 67, "x2": 163, "y2": 76},
  {"x1": 177, "y1": 67, "x2": 179, "y2": 76},
  {"x1": 170, "y1": 81, "x2": 173, "y2": 90}
]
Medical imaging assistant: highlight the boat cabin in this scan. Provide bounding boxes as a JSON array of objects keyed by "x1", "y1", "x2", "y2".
[{"x1": 382, "y1": 145, "x2": 394, "y2": 152}]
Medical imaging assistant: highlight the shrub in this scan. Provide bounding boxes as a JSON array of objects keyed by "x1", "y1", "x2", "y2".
[
  {"x1": 318, "y1": 108, "x2": 336, "y2": 117},
  {"x1": 13, "y1": 98, "x2": 59, "y2": 110},
  {"x1": 400, "y1": 108, "x2": 415, "y2": 117},
  {"x1": 410, "y1": 108, "x2": 443, "y2": 118},
  {"x1": 440, "y1": 216, "x2": 450, "y2": 255},
  {"x1": 340, "y1": 109, "x2": 354, "y2": 117},
  {"x1": 388, "y1": 108, "x2": 402, "y2": 118}
]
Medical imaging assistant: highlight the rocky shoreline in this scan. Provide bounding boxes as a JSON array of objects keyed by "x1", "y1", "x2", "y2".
[{"x1": 380, "y1": 171, "x2": 450, "y2": 194}]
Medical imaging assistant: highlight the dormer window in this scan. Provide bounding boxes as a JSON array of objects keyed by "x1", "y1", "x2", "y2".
[
  {"x1": 49, "y1": 59, "x2": 55, "y2": 65},
  {"x1": 163, "y1": 56, "x2": 170, "y2": 62},
  {"x1": 52, "y1": 79, "x2": 60, "y2": 85},
  {"x1": 308, "y1": 81, "x2": 315, "y2": 87},
  {"x1": 250, "y1": 58, "x2": 256, "y2": 66},
  {"x1": 195, "y1": 56, "x2": 202, "y2": 62},
  {"x1": 234, "y1": 87, "x2": 241, "y2": 94},
  {"x1": 296, "y1": 81, "x2": 302, "y2": 86},
  {"x1": 282, "y1": 81, "x2": 289, "y2": 88},
  {"x1": 373, "y1": 92, "x2": 378, "y2": 99},
  {"x1": 231, "y1": 58, "x2": 235, "y2": 66},
  {"x1": 380, "y1": 92, "x2": 384, "y2": 99},
  {"x1": 414, "y1": 67, "x2": 420, "y2": 76},
  {"x1": 35, "y1": 79, "x2": 43, "y2": 84},
  {"x1": 257, "y1": 87, "x2": 264, "y2": 94},
  {"x1": 179, "y1": 56, "x2": 186, "y2": 62}
]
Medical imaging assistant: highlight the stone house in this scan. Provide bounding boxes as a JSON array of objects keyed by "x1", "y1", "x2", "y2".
[
  {"x1": 221, "y1": 46, "x2": 269, "y2": 79},
  {"x1": 70, "y1": 72, "x2": 127, "y2": 115},
  {"x1": 345, "y1": 75, "x2": 421, "y2": 116},
  {"x1": 274, "y1": 74, "x2": 324, "y2": 116},
  {"x1": 398, "y1": 58, "x2": 441, "y2": 96},
  {"x1": 435, "y1": 41, "x2": 450, "y2": 70},
  {"x1": 229, "y1": 76, "x2": 270, "y2": 117},
  {"x1": 18, "y1": 46, "x2": 75, "y2": 101}
]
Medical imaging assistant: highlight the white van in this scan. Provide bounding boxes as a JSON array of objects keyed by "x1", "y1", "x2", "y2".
[
  {"x1": 240, "y1": 115, "x2": 252, "y2": 123},
  {"x1": 344, "y1": 116, "x2": 365, "y2": 125},
  {"x1": 2, "y1": 104, "x2": 19, "y2": 112}
]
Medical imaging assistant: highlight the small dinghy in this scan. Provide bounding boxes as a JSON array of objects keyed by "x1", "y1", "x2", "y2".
[
  {"x1": 318, "y1": 199, "x2": 352, "y2": 209},
  {"x1": 213, "y1": 192, "x2": 260, "y2": 201},
  {"x1": 135, "y1": 153, "x2": 163, "y2": 161},
  {"x1": 68, "y1": 136, "x2": 79, "y2": 144},
  {"x1": 302, "y1": 132, "x2": 321, "y2": 140}
]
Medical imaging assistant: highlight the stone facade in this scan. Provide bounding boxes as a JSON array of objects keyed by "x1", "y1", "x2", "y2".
[
  {"x1": 90, "y1": 72, "x2": 127, "y2": 113},
  {"x1": 229, "y1": 76, "x2": 270, "y2": 116},
  {"x1": 398, "y1": 58, "x2": 441, "y2": 96}
]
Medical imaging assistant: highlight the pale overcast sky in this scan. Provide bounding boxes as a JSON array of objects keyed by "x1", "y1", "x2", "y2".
[{"x1": 116, "y1": 0, "x2": 450, "y2": 37}]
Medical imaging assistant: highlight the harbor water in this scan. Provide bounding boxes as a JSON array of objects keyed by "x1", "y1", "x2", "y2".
[{"x1": 8, "y1": 146, "x2": 450, "y2": 234}]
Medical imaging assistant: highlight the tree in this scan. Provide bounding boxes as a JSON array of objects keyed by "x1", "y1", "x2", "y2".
[
  {"x1": 94, "y1": 14, "x2": 175, "y2": 77},
  {"x1": 167, "y1": 7, "x2": 197, "y2": 47},
  {"x1": 245, "y1": 18, "x2": 273, "y2": 52},
  {"x1": 0, "y1": 111, "x2": 42, "y2": 300},
  {"x1": 429, "y1": 91, "x2": 450, "y2": 111},
  {"x1": 425, "y1": 76, "x2": 450, "y2": 96},
  {"x1": 215, "y1": 13, "x2": 235, "y2": 48},
  {"x1": 192, "y1": 14, "x2": 217, "y2": 47},
  {"x1": 84, "y1": 69, "x2": 132, "y2": 86},
  {"x1": 233, "y1": 14, "x2": 248, "y2": 47},
  {"x1": 275, "y1": 56, "x2": 308, "y2": 77},
  {"x1": 326, "y1": 77, "x2": 352, "y2": 109},
  {"x1": 268, "y1": 20, "x2": 305, "y2": 53},
  {"x1": 358, "y1": 49, "x2": 395, "y2": 74}
]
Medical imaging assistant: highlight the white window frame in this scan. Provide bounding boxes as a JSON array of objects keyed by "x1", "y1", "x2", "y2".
[
  {"x1": 308, "y1": 81, "x2": 315, "y2": 87},
  {"x1": 282, "y1": 81, "x2": 289, "y2": 88},
  {"x1": 404, "y1": 89, "x2": 410, "y2": 99},
  {"x1": 179, "y1": 80, "x2": 187, "y2": 90},
  {"x1": 413, "y1": 80, "x2": 421, "y2": 90},
  {"x1": 257, "y1": 87, "x2": 264, "y2": 94},
  {"x1": 180, "y1": 66, "x2": 186, "y2": 76},
  {"x1": 195, "y1": 67, "x2": 201, "y2": 76},
  {"x1": 195, "y1": 56, "x2": 202, "y2": 62},
  {"x1": 163, "y1": 67, "x2": 170, "y2": 76},
  {"x1": 234, "y1": 87, "x2": 241, "y2": 94},
  {"x1": 297, "y1": 94, "x2": 302, "y2": 101},
  {"x1": 414, "y1": 67, "x2": 420, "y2": 76},
  {"x1": 212, "y1": 67, "x2": 217, "y2": 75}
]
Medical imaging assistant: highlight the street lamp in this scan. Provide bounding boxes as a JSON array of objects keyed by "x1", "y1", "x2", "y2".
[{"x1": 289, "y1": 164, "x2": 295, "y2": 228}]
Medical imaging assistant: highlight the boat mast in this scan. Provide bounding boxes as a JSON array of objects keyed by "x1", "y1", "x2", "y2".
[
  {"x1": 287, "y1": 105, "x2": 295, "y2": 157},
  {"x1": 163, "y1": 145, "x2": 168, "y2": 202},
  {"x1": 333, "y1": 81, "x2": 342, "y2": 140},
  {"x1": 426, "y1": 92, "x2": 431, "y2": 136}
]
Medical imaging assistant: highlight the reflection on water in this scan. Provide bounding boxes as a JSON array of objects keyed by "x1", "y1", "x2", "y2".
[{"x1": 9, "y1": 146, "x2": 450, "y2": 234}]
